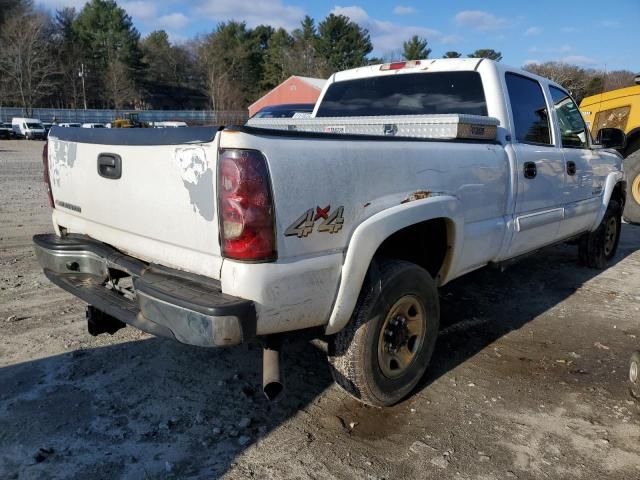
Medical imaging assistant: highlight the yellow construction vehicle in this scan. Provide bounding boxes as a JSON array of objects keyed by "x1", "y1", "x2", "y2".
[
  {"x1": 111, "y1": 112, "x2": 148, "y2": 128},
  {"x1": 580, "y1": 75, "x2": 640, "y2": 223}
]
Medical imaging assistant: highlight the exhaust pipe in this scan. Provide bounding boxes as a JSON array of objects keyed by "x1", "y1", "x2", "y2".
[{"x1": 262, "y1": 338, "x2": 284, "y2": 402}]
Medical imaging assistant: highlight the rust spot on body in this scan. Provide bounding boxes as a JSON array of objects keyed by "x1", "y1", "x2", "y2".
[{"x1": 401, "y1": 190, "x2": 431, "y2": 204}]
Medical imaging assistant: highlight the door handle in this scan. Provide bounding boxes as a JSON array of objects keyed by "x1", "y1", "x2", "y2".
[
  {"x1": 566, "y1": 161, "x2": 577, "y2": 176},
  {"x1": 523, "y1": 161, "x2": 537, "y2": 179},
  {"x1": 97, "y1": 153, "x2": 122, "y2": 179}
]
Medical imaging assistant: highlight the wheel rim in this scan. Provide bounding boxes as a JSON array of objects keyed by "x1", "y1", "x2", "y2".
[
  {"x1": 631, "y1": 361, "x2": 639, "y2": 383},
  {"x1": 377, "y1": 295, "x2": 427, "y2": 379},
  {"x1": 603, "y1": 216, "x2": 618, "y2": 257},
  {"x1": 632, "y1": 174, "x2": 640, "y2": 205}
]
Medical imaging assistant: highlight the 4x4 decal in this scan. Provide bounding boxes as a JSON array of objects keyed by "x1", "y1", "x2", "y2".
[{"x1": 285, "y1": 205, "x2": 344, "y2": 238}]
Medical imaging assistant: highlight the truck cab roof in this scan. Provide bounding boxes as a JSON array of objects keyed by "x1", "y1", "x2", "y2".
[{"x1": 328, "y1": 58, "x2": 566, "y2": 92}]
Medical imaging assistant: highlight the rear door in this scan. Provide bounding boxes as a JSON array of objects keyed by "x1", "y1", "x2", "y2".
[{"x1": 504, "y1": 72, "x2": 565, "y2": 257}]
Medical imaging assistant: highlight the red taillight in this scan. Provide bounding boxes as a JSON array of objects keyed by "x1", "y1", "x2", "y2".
[
  {"x1": 42, "y1": 142, "x2": 54, "y2": 207},
  {"x1": 218, "y1": 149, "x2": 275, "y2": 261}
]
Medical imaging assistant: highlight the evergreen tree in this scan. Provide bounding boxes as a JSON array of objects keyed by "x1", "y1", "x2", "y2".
[
  {"x1": 442, "y1": 51, "x2": 462, "y2": 58},
  {"x1": 316, "y1": 14, "x2": 372, "y2": 73},
  {"x1": 289, "y1": 16, "x2": 325, "y2": 77},
  {"x1": 402, "y1": 35, "x2": 431, "y2": 60},
  {"x1": 73, "y1": 0, "x2": 145, "y2": 106},
  {"x1": 262, "y1": 28, "x2": 294, "y2": 90},
  {"x1": 468, "y1": 49, "x2": 502, "y2": 61}
]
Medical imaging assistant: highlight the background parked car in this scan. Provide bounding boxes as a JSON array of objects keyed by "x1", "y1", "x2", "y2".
[
  {"x1": 81, "y1": 123, "x2": 106, "y2": 128},
  {"x1": 0, "y1": 122, "x2": 13, "y2": 139},
  {"x1": 251, "y1": 103, "x2": 315, "y2": 119},
  {"x1": 58, "y1": 123, "x2": 81, "y2": 128}
]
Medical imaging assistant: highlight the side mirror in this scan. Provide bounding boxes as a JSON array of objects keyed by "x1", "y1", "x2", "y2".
[{"x1": 596, "y1": 127, "x2": 626, "y2": 150}]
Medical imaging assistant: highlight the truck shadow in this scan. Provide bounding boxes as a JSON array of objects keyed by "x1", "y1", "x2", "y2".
[
  {"x1": 0, "y1": 335, "x2": 334, "y2": 479},
  {"x1": 419, "y1": 222, "x2": 639, "y2": 395},
  {"x1": 0, "y1": 225, "x2": 638, "y2": 478}
]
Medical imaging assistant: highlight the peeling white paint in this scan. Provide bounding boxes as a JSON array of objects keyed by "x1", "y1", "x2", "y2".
[
  {"x1": 49, "y1": 139, "x2": 77, "y2": 187},
  {"x1": 174, "y1": 146, "x2": 215, "y2": 221}
]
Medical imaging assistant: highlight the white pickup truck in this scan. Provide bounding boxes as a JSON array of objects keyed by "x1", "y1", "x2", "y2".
[{"x1": 34, "y1": 59, "x2": 627, "y2": 406}]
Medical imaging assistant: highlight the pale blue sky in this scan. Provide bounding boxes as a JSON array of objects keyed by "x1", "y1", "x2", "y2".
[{"x1": 38, "y1": 0, "x2": 640, "y2": 71}]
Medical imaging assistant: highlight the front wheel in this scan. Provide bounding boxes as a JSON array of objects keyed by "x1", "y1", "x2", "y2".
[
  {"x1": 578, "y1": 199, "x2": 621, "y2": 269},
  {"x1": 328, "y1": 259, "x2": 439, "y2": 407}
]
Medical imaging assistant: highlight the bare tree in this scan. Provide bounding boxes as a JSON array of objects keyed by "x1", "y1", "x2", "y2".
[
  {"x1": 197, "y1": 31, "x2": 246, "y2": 112},
  {"x1": 603, "y1": 70, "x2": 636, "y2": 92},
  {"x1": 525, "y1": 62, "x2": 592, "y2": 102},
  {"x1": 199, "y1": 47, "x2": 237, "y2": 111},
  {"x1": 104, "y1": 58, "x2": 138, "y2": 109},
  {"x1": 287, "y1": 36, "x2": 327, "y2": 77},
  {"x1": 0, "y1": 12, "x2": 57, "y2": 115}
]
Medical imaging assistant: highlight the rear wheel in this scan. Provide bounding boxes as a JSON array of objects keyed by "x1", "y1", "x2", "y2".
[
  {"x1": 328, "y1": 259, "x2": 439, "y2": 407},
  {"x1": 623, "y1": 147, "x2": 640, "y2": 224},
  {"x1": 578, "y1": 199, "x2": 621, "y2": 269},
  {"x1": 630, "y1": 351, "x2": 640, "y2": 400}
]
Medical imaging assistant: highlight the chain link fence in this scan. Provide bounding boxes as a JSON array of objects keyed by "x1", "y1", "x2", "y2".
[{"x1": 0, "y1": 107, "x2": 247, "y2": 126}]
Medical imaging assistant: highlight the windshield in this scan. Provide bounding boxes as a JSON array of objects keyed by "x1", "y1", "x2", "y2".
[
  {"x1": 316, "y1": 71, "x2": 488, "y2": 117},
  {"x1": 26, "y1": 123, "x2": 43, "y2": 129}
]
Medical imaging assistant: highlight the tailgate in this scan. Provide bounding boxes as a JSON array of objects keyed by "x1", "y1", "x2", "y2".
[{"x1": 47, "y1": 126, "x2": 222, "y2": 278}]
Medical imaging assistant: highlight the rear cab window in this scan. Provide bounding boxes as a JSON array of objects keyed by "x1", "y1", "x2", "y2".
[
  {"x1": 316, "y1": 71, "x2": 488, "y2": 117},
  {"x1": 505, "y1": 73, "x2": 551, "y2": 145}
]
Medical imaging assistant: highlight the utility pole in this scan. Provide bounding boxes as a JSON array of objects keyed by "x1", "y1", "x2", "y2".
[{"x1": 79, "y1": 63, "x2": 87, "y2": 110}]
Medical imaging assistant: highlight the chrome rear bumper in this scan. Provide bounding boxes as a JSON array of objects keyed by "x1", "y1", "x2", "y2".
[{"x1": 33, "y1": 234, "x2": 255, "y2": 347}]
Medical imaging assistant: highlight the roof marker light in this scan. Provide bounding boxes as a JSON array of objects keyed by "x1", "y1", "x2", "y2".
[{"x1": 380, "y1": 60, "x2": 421, "y2": 71}]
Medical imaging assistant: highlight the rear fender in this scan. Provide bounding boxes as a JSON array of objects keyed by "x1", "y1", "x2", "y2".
[{"x1": 325, "y1": 195, "x2": 463, "y2": 335}]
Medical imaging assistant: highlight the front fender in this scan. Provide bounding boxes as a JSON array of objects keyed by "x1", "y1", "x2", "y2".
[{"x1": 324, "y1": 195, "x2": 463, "y2": 335}]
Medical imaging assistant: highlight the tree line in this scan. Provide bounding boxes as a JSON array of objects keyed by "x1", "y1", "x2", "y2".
[{"x1": 0, "y1": 0, "x2": 635, "y2": 114}]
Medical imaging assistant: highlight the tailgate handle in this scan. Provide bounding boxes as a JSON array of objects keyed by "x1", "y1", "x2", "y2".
[{"x1": 97, "y1": 153, "x2": 122, "y2": 179}]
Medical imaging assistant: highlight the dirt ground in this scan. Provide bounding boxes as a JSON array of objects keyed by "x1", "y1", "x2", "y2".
[{"x1": 1, "y1": 139, "x2": 639, "y2": 480}]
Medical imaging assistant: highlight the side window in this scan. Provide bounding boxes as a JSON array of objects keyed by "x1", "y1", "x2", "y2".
[
  {"x1": 505, "y1": 73, "x2": 551, "y2": 145},
  {"x1": 550, "y1": 86, "x2": 589, "y2": 148}
]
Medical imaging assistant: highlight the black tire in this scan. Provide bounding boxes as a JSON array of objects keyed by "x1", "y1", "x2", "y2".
[
  {"x1": 578, "y1": 199, "x2": 622, "y2": 269},
  {"x1": 327, "y1": 259, "x2": 439, "y2": 407},
  {"x1": 630, "y1": 352, "x2": 640, "y2": 386},
  {"x1": 623, "y1": 147, "x2": 640, "y2": 224}
]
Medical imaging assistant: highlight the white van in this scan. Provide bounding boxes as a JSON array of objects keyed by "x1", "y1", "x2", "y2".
[
  {"x1": 12, "y1": 117, "x2": 46, "y2": 140},
  {"x1": 152, "y1": 121, "x2": 188, "y2": 128},
  {"x1": 81, "y1": 123, "x2": 105, "y2": 128}
]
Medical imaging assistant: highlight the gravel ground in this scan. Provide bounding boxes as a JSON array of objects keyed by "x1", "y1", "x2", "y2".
[{"x1": 1, "y1": 139, "x2": 640, "y2": 479}]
